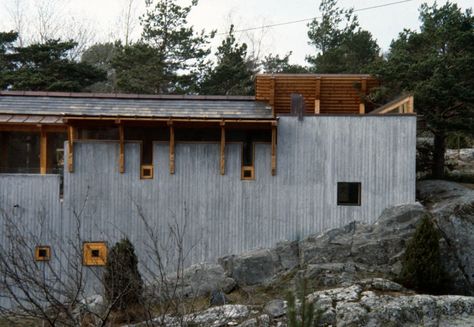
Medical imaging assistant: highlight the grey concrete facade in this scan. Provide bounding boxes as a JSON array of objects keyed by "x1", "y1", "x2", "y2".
[{"x1": 0, "y1": 116, "x2": 416, "y2": 276}]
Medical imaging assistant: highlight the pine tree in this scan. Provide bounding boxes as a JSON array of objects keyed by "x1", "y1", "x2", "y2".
[
  {"x1": 199, "y1": 25, "x2": 255, "y2": 95},
  {"x1": 372, "y1": 2, "x2": 474, "y2": 178},
  {"x1": 112, "y1": 0, "x2": 213, "y2": 94},
  {"x1": 306, "y1": 0, "x2": 380, "y2": 73},
  {"x1": 0, "y1": 32, "x2": 106, "y2": 92},
  {"x1": 399, "y1": 214, "x2": 445, "y2": 294},
  {"x1": 103, "y1": 238, "x2": 143, "y2": 310}
]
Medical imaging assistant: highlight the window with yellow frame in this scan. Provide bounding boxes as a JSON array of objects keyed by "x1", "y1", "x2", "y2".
[
  {"x1": 83, "y1": 242, "x2": 107, "y2": 266},
  {"x1": 35, "y1": 245, "x2": 51, "y2": 261}
]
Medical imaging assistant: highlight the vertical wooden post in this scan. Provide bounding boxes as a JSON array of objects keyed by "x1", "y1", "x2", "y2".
[
  {"x1": 220, "y1": 122, "x2": 225, "y2": 175},
  {"x1": 315, "y1": 77, "x2": 321, "y2": 114},
  {"x1": 119, "y1": 124, "x2": 125, "y2": 173},
  {"x1": 40, "y1": 129, "x2": 48, "y2": 175},
  {"x1": 359, "y1": 78, "x2": 367, "y2": 114},
  {"x1": 408, "y1": 96, "x2": 414, "y2": 113},
  {"x1": 67, "y1": 126, "x2": 75, "y2": 173},
  {"x1": 271, "y1": 123, "x2": 277, "y2": 176},
  {"x1": 270, "y1": 76, "x2": 276, "y2": 117},
  {"x1": 168, "y1": 121, "x2": 175, "y2": 174}
]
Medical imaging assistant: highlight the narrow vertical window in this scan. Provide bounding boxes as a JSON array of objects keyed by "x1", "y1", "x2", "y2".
[
  {"x1": 337, "y1": 182, "x2": 361, "y2": 206},
  {"x1": 241, "y1": 141, "x2": 255, "y2": 180},
  {"x1": 140, "y1": 140, "x2": 154, "y2": 179}
]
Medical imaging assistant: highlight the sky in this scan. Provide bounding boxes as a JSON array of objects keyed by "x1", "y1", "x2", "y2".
[{"x1": 0, "y1": 0, "x2": 472, "y2": 65}]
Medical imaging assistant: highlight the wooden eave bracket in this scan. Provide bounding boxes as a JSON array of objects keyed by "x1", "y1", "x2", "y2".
[{"x1": 67, "y1": 125, "x2": 75, "y2": 173}]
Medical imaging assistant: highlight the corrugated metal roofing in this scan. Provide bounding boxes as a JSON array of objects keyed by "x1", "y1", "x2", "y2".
[{"x1": 0, "y1": 93, "x2": 273, "y2": 120}]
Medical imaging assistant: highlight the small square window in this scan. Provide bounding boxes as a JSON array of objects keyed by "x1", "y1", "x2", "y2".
[
  {"x1": 141, "y1": 165, "x2": 154, "y2": 179},
  {"x1": 83, "y1": 242, "x2": 107, "y2": 266},
  {"x1": 337, "y1": 182, "x2": 361, "y2": 206},
  {"x1": 35, "y1": 246, "x2": 51, "y2": 261},
  {"x1": 241, "y1": 166, "x2": 255, "y2": 180}
]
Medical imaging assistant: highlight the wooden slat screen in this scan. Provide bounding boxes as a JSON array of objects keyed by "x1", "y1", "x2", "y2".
[{"x1": 255, "y1": 74, "x2": 379, "y2": 115}]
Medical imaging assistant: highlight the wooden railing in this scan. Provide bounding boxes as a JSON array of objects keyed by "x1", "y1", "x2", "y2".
[{"x1": 369, "y1": 95, "x2": 414, "y2": 115}]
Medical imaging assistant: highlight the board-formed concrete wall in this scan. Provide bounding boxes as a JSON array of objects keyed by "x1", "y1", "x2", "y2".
[{"x1": 0, "y1": 115, "x2": 416, "y2": 279}]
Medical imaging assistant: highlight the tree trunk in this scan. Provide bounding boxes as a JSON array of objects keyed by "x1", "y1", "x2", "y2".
[{"x1": 432, "y1": 131, "x2": 446, "y2": 178}]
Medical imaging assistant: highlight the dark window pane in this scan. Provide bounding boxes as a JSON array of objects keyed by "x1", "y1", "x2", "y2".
[
  {"x1": 337, "y1": 182, "x2": 361, "y2": 206},
  {"x1": 91, "y1": 249, "x2": 100, "y2": 257}
]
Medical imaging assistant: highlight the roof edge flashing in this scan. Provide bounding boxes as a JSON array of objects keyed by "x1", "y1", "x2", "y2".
[{"x1": 0, "y1": 91, "x2": 256, "y2": 102}]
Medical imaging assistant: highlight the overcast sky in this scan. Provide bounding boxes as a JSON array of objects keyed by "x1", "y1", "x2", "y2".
[{"x1": 0, "y1": 0, "x2": 472, "y2": 64}]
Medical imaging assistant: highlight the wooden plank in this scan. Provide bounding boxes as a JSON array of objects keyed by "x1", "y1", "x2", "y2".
[
  {"x1": 314, "y1": 100, "x2": 321, "y2": 114},
  {"x1": 271, "y1": 126, "x2": 277, "y2": 176},
  {"x1": 119, "y1": 124, "x2": 125, "y2": 173},
  {"x1": 40, "y1": 129, "x2": 48, "y2": 175},
  {"x1": 169, "y1": 123, "x2": 175, "y2": 174},
  {"x1": 270, "y1": 77, "x2": 276, "y2": 117},
  {"x1": 220, "y1": 125, "x2": 225, "y2": 175},
  {"x1": 408, "y1": 96, "x2": 414, "y2": 113},
  {"x1": 67, "y1": 126, "x2": 75, "y2": 173}
]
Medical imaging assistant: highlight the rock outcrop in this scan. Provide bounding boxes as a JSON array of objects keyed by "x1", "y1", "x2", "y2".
[
  {"x1": 418, "y1": 180, "x2": 474, "y2": 295},
  {"x1": 135, "y1": 180, "x2": 474, "y2": 326}
]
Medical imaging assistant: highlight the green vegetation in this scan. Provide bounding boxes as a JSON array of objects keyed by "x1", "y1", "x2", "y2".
[
  {"x1": 0, "y1": 32, "x2": 105, "y2": 92},
  {"x1": 372, "y1": 2, "x2": 474, "y2": 178},
  {"x1": 286, "y1": 279, "x2": 322, "y2": 327},
  {"x1": 399, "y1": 214, "x2": 446, "y2": 294},
  {"x1": 306, "y1": 0, "x2": 380, "y2": 73},
  {"x1": 103, "y1": 238, "x2": 143, "y2": 311},
  {"x1": 199, "y1": 25, "x2": 255, "y2": 95}
]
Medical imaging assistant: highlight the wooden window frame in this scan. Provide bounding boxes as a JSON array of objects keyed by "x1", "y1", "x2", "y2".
[
  {"x1": 337, "y1": 182, "x2": 361, "y2": 206},
  {"x1": 83, "y1": 242, "x2": 107, "y2": 266},
  {"x1": 35, "y1": 245, "x2": 51, "y2": 261},
  {"x1": 140, "y1": 164, "x2": 154, "y2": 179}
]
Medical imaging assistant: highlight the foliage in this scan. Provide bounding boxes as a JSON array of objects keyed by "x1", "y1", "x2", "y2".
[
  {"x1": 372, "y1": 2, "x2": 474, "y2": 178},
  {"x1": 112, "y1": 0, "x2": 214, "y2": 94},
  {"x1": 103, "y1": 238, "x2": 143, "y2": 311},
  {"x1": 261, "y1": 52, "x2": 309, "y2": 74},
  {"x1": 81, "y1": 42, "x2": 118, "y2": 92},
  {"x1": 0, "y1": 32, "x2": 106, "y2": 92},
  {"x1": 0, "y1": 31, "x2": 18, "y2": 89},
  {"x1": 199, "y1": 25, "x2": 255, "y2": 95},
  {"x1": 399, "y1": 214, "x2": 445, "y2": 294},
  {"x1": 306, "y1": 0, "x2": 380, "y2": 73},
  {"x1": 416, "y1": 141, "x2": 435, "y2": 178},
  {"x1": 286, "y1": 278, "x2": 322, "y2": 327}
]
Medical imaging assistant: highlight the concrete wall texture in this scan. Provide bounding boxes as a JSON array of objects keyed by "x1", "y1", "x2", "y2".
[{"x1": 0, "y1": 116, "x2": 416, "y2": 274}]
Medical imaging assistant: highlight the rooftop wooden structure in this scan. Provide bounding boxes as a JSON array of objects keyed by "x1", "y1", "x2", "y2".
[{"x1": 256, "y1": 74, "x2": 381, "y2": 115}]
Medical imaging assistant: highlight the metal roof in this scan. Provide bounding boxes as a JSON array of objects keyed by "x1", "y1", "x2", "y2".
[{"x1": 0, "y1": 92, "x2": 273, "y2": 121}]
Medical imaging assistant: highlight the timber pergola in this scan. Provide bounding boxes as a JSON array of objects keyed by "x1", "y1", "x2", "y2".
[{"x1": 0, "y1": 91, "x2": 278, "y2": 177}]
